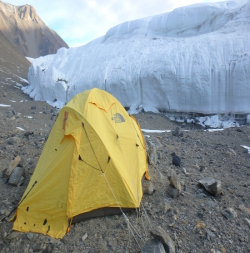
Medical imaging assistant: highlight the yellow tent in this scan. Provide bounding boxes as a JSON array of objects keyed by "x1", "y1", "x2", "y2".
[{"x1": 11, "y1": 88, "x2": 149, "y2": 238}]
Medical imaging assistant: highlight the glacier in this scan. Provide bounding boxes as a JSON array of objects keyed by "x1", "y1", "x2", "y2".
[{"x1": 24, "y1": 0, "x2": 250, "y2": 117}]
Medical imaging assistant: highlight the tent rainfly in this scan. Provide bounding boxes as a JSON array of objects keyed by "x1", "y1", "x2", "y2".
[{"x1": 11, "y1": 88, "x2": 149, "y2": 238}]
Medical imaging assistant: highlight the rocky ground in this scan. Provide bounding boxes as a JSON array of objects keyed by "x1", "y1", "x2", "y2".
[{"x1": 0, "y1": 82, "x2": 250, "y2": 253}]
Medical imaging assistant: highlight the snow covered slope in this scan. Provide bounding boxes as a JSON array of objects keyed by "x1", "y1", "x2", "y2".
[{"x1": 24, "y1": 0, "x2": 250, "y2": 114}]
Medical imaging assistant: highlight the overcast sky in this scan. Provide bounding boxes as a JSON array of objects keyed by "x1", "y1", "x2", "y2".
[{"x1": 4, "y1": 0, "x2": 226, "y2": 47}]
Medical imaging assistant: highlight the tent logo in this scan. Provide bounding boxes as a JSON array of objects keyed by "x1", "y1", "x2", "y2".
[{"x1": 112, "y1": 113, "x2": 125, "y2": 123}]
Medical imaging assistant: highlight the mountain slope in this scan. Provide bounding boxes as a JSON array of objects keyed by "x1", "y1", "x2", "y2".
[
  {"x1": 0, "y1": 1, "x2": 69, "y2": 58},
  {"x1": 0, "y1": 29, "x2": 30, "y2": 85},
  {"x1": 25, "y1": 0, "x2": 250, "y2": 115}
]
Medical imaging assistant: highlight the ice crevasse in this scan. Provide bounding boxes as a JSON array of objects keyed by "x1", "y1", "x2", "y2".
[{"x1": 24, "y1": 0, "x2": 250, "y2": 115}]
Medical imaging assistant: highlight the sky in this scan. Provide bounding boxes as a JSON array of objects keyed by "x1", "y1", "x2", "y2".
[{"x1": 4, "y1": 0, "x2": 226, "y2": 47}]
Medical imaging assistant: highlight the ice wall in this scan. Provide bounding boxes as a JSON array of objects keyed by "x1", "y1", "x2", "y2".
[{"x1": 24, "y1": 0, "x2": 250, "y2": 114}]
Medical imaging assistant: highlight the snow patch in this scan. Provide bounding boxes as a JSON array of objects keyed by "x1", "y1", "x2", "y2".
[
  {"x1": 240, "y1": 145, "x2": 250, "y2": 154},
  {"x1": 0, "y1": 104, "x2": 11, "y2": 107},
  {"x1": 142, "y1": 129, "x2": 171, "y2": 133},
  {"x1": 206, "y1": 129, "x2": 224, "y2": 132}
]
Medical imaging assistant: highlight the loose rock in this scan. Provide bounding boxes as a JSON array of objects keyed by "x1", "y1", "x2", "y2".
[
  {"x1": 82, "y1": 233, "x2": 88, "y2": 241},
  {"x1": 222, "y1": 208, "x2": 237, "y2": 219},
  {"x1": 8, "y1": 167, "x2": 24, "y2": 186},
  {"x1": 6, "y1": 137, "x2": 21, "y2": 145},
  {"x1": 5, "y1": 156, "x2": 21, "y2": 178},
  {"x1": 171, "y1": 153, "x2": 181, "y2": 167},
  {"x1": 27, "y1": 233, "x2": 34, "y2": 240},
  {"x1": 142, "y1": 239, "x2": 166, "y2": 253},
  {"x1": 244, "y1": 218, "x2": 250, "y2": 228},
  {"x1": 228, "y1": 148, "x2": 236, "y2": 156},
  {"x1": 168, "y1": 185, "x2": 181, "y2": 198},
  {"x1": 172, "y1": 127, "x2": 180, "y2": 137},
  {"x1": 144, "y1": 181, "x2": 155, "y2": 195},
  {"x1": 199, "y1": 178, "x2": 222, "y2": 196},
  {"x1": 17, "y1": 176, "x2": 25, "y2": 186},
  {"x1": 150, "y1": 226, "x2": 175, "y2": 253},
  {"x1": 168, "y1": 169, "x2": 181, "y2": 191},
  {"x1": 164, "y1": 202, "x2": 172, "y2": 214}
]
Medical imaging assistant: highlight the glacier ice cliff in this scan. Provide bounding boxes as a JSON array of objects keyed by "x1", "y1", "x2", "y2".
[{"x1": 24, "y1": 0, "x2": 250, "y2": 115}]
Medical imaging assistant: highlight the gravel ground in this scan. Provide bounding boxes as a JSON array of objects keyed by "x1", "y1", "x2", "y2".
[{"x1": 0, "y1": 83, "x2": 250, "y2": 253}]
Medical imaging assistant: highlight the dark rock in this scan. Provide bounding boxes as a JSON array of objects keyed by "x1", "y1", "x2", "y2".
[
  {"x1": 24, "y1": 131, "x2": 34, "y2": 137},
  {"x1": 178, "y1": 132, "x2": 183, "y2": 137},
  {"x1": 197, "y1": 212, "x2": 204, "y2": 219},
  {"x1": 171, "y1": 153, "x2": 181, "y2": 167},
  {"x1": 142, "y1": 239, "x2": 166, "y2": 253},
  {"x1": 23, "y1": 167, "x2": 29, "y2": 178},
  {"x1": 199, "y1": 178, "x2": 222, "y2": 196},
  {"x1": 150, "y1": 226, "x2": 175, "y2": 253},
  {"x1": 172, "y1": 127, "x2": 180, "y2": 137},
  {"x1": 168, "y1": 185, "x2": 181, "y2": 198},
  {"x1": 8, "y1": 167, "x2": 24, "y2": 186},
  {"x1": 157, "y1": 152, "x2": 162, "y2": 160},
  {"x1": 31, "y1": 106, "x2": 36, "y2": 110},
  {"x1": 200, "y1": 166, "x2": 206, "y2": 172}
]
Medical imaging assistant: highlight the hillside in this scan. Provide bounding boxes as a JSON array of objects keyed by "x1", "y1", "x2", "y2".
[
  {"x1": 0, "y1": 29, "x2": 30, "y2": 86},
  {"x1": 0, "y1": 1, "x2": 69, "y2": 58},
  {"x1": 25, "y1": 0, "x2": 250, "y2": 116}
]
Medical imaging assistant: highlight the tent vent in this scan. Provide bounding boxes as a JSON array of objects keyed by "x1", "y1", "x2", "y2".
[
  {"x1": 47, "y1": 226, "x2": 50, "y2": 233},
  {"x1": 108, "y1": 156, "x2": 111, "y2": 163},
  {"x1": 26, "y1": 207, "x2": 29, "y2": 212},
  {"x1": 79, "y1": 155, "x2": 83, "y2": 161},
  {"x1": 43, "y1": 219, "x2": 47, "y2": 225},
  {"x1": 82, "y1": 122, "x2": 84, "y2": 127},
  {"x1": 136, "y1": 144, "x2": 139, "y2": 147}
]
